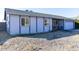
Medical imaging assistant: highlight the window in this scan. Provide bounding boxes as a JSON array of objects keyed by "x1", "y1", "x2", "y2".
[
  {"x1": 21, "y1": 17, "x2": 29, "y2": 26},
  {"x1": 25, "y1": 17, "x2": 29, "y2": 25},
  {"x1": 21, "y1": 18, "x2": 25, "y2": 26},
  {"x1": 44, "y1": 19, "x2": 48, "y2": 26}
]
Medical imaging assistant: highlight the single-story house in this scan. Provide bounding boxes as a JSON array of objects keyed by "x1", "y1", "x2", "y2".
[{"x1": 4, "y1": 8, "x2": 75, "y2": 35}]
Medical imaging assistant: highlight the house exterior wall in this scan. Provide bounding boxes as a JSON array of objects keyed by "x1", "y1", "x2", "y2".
[
  {"x1": 20, "y1": 16, "x2": 30, "y2": 34},
  {"x1": 8, "y1": 14, "x2": 74, "y2": 35},
  {"x1": 37, "y1": 17, "x2": 44, "y2": 33},
  {"x1": 58, "y1": 20, "x2": 64, "y2": 30},
  {"x1": 8, "y1": 14, "x2": 53, "y2": 35},
  {"x1": 6, "y1": 14, "x2": 10, "y2": 33},
  {"x1": 10, "y1": 15, "x2": 19, "y2": 35},
  {"x1": 44, "y1": 18, "x2": 50, "y2": 32},
  {"x1": 30, "y1": 16, "x2": 37, "y2": 34},
  {"x1": 49, "y1": 19, "x2": 52, "y2": 31},
  {"x1": 7, "y1": 14, "x2": 74, "y2": 35},
  {"x1": 64, "y1": 20, "x2": 74, "y2": 30}
]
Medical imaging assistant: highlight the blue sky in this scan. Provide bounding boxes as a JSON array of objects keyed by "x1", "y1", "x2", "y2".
[{"x1": 1, "y1": 8, "x2": 79, "y2": 22}]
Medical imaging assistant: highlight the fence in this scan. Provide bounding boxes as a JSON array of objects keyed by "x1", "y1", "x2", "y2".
[{"x1": 0, "y1": 22, "x2": 6, "y2": 31}]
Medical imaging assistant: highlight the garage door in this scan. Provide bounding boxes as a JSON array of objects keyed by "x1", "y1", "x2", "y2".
[{"x1": 64, "y1": 21, "x2": 74, "y2": 30}]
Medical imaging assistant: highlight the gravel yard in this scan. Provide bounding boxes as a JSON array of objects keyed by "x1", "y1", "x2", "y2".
[{"x1": 0, "y1": 30, "x2": 79, "y2": 51}]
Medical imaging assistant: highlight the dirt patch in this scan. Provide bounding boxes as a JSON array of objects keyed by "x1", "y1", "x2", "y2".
[{"x1": 0, "y1": 30, "x2": 79, "y2": 51}]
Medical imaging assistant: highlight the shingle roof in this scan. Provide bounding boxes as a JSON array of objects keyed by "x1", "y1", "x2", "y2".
[{"x1": 5, "y1": 8, "x2": 73, "y2": 20}]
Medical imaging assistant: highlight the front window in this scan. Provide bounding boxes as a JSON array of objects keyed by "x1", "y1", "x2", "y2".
[
  {"x1": 44, "y1": 19, "x2": 49, "y2": 26},
  {"x1": 21, "y1": 17, "x2": 29, "y2": 26}
]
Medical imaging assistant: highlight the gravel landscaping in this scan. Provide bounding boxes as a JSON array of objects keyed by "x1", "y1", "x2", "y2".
[{"x1": 0, "y1": 30, "x2": 79, "y2": 51}]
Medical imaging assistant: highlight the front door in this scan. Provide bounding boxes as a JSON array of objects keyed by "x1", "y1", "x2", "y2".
[{"x1": 52, "y1": 19, "x2": 59, "y2": 31}]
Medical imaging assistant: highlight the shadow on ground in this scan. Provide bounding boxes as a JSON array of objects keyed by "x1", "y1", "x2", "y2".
[
  {"x1": 25, "y1": 30, "x2": 79, "y2": 40},
  {"x1": 0, "y1": 31, "x2": 12, "y2": 45},
  {"x1": 0, "y1": 30, "x2": 79, "y2": 45}
]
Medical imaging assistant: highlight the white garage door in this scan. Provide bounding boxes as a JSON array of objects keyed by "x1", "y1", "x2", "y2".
[{"x1": 64, "y1": 21, "x2": 74, "y2": 30}]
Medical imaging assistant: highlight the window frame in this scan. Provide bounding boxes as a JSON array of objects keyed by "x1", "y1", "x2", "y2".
[
  {"x1": 44, "y1": 19, "x2": 49, "y2": 26},
  {"x1": 21, "y1": 16, "x2": 29, "y2": 26}
]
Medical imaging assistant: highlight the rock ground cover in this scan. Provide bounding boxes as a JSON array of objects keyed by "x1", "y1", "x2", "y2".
[{"x1": 0, "y1": 30, "x2": 79, "y2": 51}]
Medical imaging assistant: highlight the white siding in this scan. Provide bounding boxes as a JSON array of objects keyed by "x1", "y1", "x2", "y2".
[
  {"x1": 6, "y1": 14, "x2": 10, "y2": 33},
  {"x1": 44, "y1": 18, "x2": 50, "y2": 32},
  {"x1": 49, "y1": 18, "x2": 52, "y2": 31},
  {"x1": 10, "y1": 15, "x2": 19, "y2": 35},
  {"x1": 37, "y1": 17, "x2": 43, "y2": 33},
  {"x1": 30, "y1": 17, "x2": 36, "y2": 34},
  {"x1": 20, "y1": 16, "x2": 30, "y2": 34},
  {"x1": 64, "y1": 21, "x2": 74, "y2": 30},
  {"x1": 9, "y1": 15, "x2": 53, "y2": 35}
]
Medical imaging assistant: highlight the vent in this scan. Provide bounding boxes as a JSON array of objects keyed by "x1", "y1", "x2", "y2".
[{"x1": 25, "y1": 10, "x2": 33, "y2": 13}]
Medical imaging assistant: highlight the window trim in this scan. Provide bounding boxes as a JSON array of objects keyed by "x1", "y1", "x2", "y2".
[
  {"x1": 21, "y1": 16, "x2": 29, "y2": 26},
  {"x1": 44, "y1": 19, "x2": 49, "y2": 26}
]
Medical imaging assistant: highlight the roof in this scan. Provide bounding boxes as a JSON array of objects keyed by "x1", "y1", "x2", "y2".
[{"x1": 4, "y1": 8, "x2": 73, "y2": 20}]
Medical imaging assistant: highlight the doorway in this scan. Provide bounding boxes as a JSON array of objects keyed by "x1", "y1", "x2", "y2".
[{"x1": 52, "y1": 19, "x2": 63, "y2": 31}]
